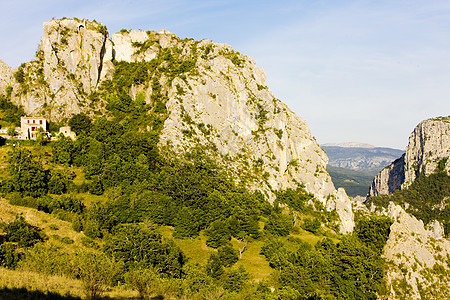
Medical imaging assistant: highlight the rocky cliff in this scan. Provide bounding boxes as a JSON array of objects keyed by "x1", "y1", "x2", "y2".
[
  {"x1": 0, "y1": 18, "x2": 354, "y2": 233},
  {"x1": 369, "y1": 117, "x2": 450, "y2": 196},
  {"x1": 382, "y1": 203, "x2": 450, "y2": 299}
]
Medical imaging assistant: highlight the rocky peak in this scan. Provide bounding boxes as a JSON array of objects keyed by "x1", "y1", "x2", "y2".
[
  {"x1": 369, "y1": 117, "x2": 450, "y2": 197},
  {"x1": 0, "y1": 18, "x2": 354, "y2": 233}
]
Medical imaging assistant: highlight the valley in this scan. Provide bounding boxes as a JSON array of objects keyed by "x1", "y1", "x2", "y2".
[{"x1": 0, "y1": 18, "x2": 448, "y2": 300}]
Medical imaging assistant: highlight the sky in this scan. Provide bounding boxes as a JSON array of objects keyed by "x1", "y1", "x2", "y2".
[{"x1": 1, "y1": 0, "x2": 450, "y2": 149}]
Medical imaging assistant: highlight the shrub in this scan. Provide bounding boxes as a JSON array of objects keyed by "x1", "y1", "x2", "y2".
[
  {"x1": 264, "y1": 213, "x2": 294, "y2": 236},
  {"x1": 2, "y1": 215, "x2": 46, "y2": 248},
  {"x1": 218, "y1": 245, "x2": 239, "y2": 267},
  {"x1": 301, "y1": 217, "x2": 321, "y2": 234},
  {"x1": 74, "y1": 251, "x2": 122, "y2": 299},
  {"x1": 0, "y1": 243, "x2": 22, "y2": 269}
]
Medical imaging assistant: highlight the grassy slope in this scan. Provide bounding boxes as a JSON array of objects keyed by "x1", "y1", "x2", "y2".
[{"x1": 0, "y1": 198, "x2": 139, "y2": 298}]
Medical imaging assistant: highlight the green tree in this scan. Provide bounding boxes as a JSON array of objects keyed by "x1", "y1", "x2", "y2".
[
  {"x1": 103, "y1": 224, "x2": 186, "y2": 278},
  {"x1": 223, "y1": 265, "x2": 249, "y2": 292},
  {"x1": 302, "y1": 217, "x2": 321, "y2": 234},
  {"x1": 0, "y1": 243, "x2": 21, "y2": 269},
  {"x1": 2, "y1": 215, "x2": 46, "y2": 248},
  {"x1": 6, "y1": 127, "x2": 16, "y2": 138},
  {"x1": 355, "y1": 216, "x2": 392, "y2": 254},
  {"x1": 205, "y1": 253, "x2": 224, "y2": 279},
  {"x1": 218, "y1": 244, "x2": 239, "y2": 267},
  {"x1": 74, "y1": 250, "x2": 121, "y2": 300},
  {"x1": 206, "y1": 220, "x2": 231, "y2": 248},
  {"x1": 68, "y1": 113, "x2": 92, "y2": 136},
  {"x1": 264, "y1": 212, "x2": 294, "y2": 236},
  {"x1": 2, "y1": 148, "x2": 48, "y2": 197}
]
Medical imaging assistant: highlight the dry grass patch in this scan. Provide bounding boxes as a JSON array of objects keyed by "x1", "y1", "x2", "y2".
[
  {"x1": 0, "y1": 198, "x2": 85, "y2": 249},
  {"x1": 0, "y1": 267, "x2": 84, "y2": 298}
]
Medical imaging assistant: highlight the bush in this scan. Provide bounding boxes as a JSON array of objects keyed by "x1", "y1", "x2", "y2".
[
  {"x1": 74, "y1": 251, "x2": 122, "y2": 299},
  {"x1": 0, "y1": 243, "x2": 22, "y2": 269},
  {"x1": 2, "y1": 215, "x2": 46, "y2": 248},
  {"x1": 301, "y1": 217, "x2": 321, "y2": 234},
  {"x1": 223, "y1": 265, "x2": 249, "y2": 292},
  {"x1": 6, "y1": 192, "x2": 38, "y2": 209},
  {"x1": 21, "y1": 243, "x2": 73, "y2": 276},
  {"x1": 206, "y1": 220, "x2": 231, "y2": 248},
  {"x1": 264, "y1": 213, "x2": 294, "y2": 236},
  {"x1": 124, "y1": 267, "x2": 158, "y2": 299},
  {"x1": 218, "y1": 245, "x2": 239, "y2": 267},
  {"x1": 68, "y1": 113, "x2": 92, "y2": 136},
  {"x1": 103, "y1": 224, "x2": 186, "y2": 278}
]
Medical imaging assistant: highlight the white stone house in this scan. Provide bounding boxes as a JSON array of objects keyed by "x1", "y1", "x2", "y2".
[
  {"x1": 19, "y1": 117, "x2": 48, "y2": 140},
  {"x1": 58, "y1": 126, "x2": 76, "y2": 140}
]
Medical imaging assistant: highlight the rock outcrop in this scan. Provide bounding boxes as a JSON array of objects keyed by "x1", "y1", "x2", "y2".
[
  {"x1": 382, "y1": 203, "x2": 450, "y2": 299},
  {"x1": 0, "y1": 18, "x2": 354, "y2": 233},
  {"x1": 369, "y1": 117, "x2": 450, "y2": 196},
  {"x1": 0, "y1": 59, "x2": 13, "y2": 93}
]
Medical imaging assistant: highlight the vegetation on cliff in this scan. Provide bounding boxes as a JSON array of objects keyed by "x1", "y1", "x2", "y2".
[
  {"x1": 366, "y1": 160, "x2": 450, "y2": 237},
  {"x1": 0, "y1": 18, "x2": 399, "y2": 299}
]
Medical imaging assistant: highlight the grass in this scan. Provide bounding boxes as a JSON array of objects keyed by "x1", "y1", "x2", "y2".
[
  {"x1": 0, "y1": 268, "x2": 139, "y2": 299},
  {"x1": 157, "y1": 225, "x2": 273, "y2": 282},
  {"x1": 231, "y1": 238, "x2": 272, "y2": 282},
  {"x1": 157, "y1": 226, "x2": 215, "y2": 266},
  {"x1": 0, "y1": 268, "x2": 84, "y2": 299},
  {"x1": 0, "y1": 198, "x2": 85, "y2": 250}
]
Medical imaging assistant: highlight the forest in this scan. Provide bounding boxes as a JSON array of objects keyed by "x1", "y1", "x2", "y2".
[
  {"x1": 0, "y1": 89, "x2": 395, "y2": 299},
  {"x1": 0, "y1": 37, "x2": 403, "y2": 299}
]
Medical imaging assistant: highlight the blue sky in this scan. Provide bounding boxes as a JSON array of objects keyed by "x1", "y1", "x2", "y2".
[{"x1": 1, "y1": 0, "x2": 449, "y2": 149}]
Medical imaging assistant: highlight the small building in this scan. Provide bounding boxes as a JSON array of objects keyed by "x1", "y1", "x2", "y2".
[
  {"x1": 20, "y1": 117, "x2": 48, "y2": 140},
  {"x1": 59, "y1": 126, "x2": 76, "y2": 140}
]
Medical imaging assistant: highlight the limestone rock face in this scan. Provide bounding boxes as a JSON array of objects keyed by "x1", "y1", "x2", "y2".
[
  {"x1": 0, "y1": 18, "x2": 354, "y2": 233},
  {"x1": 0, "y1": 19, "x2": 113, "y2": 120},
  {"x1": 383, "y1": 203, "x2": 450, "y2": 299},
  {"x1": 369, "y1": 117, "x2": 450, "y2": 196},
  {"x1": 155, "y1": 39, "x2": 352, "y2": 232},
  {"x1": 0, "y1": 59, "x2": 13, "y2": 92}
]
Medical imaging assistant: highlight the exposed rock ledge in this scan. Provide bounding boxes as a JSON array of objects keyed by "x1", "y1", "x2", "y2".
[{"x1": 383, "y1": 203, "x2": 450, "y2": 299}]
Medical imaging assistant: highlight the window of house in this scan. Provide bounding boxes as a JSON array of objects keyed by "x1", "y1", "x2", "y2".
[{"x1": 39, "y1": 120, "x2": 42, "y2": 125}]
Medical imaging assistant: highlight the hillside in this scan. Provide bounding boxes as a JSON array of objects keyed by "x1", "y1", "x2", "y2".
[
  {"x1": 0, "y1": 17, "x2": 447, "y2": 300},
  {"x1": 366, "y1": 117, "x2": 450, "y2": 300},
  {"x1": 326, "y1": 165, "x2": 374, "y2": 197},
  {"x1": 0, "y1": 18, "x2": 354, "y2": 233}
]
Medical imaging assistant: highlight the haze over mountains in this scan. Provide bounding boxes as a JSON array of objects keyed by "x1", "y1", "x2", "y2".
[
  {"x1": 321, "y1": 142, "x2": 404, "y2": 197},
  {"x1": 322, "y1": 142, "x2": 404, "y2": 174}
]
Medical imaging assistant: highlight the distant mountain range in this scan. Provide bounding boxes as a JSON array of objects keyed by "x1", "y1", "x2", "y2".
[
  {"x1": 321, "y1": 143, "x2": 404, "y2": 197},
  {"x1": 321, "y1": 143, "x2": 404, "y2": 174}
]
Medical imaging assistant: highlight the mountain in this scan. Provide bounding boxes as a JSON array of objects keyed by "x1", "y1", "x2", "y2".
[
  {"x1": 321, "y1": 142, "x2": 404, "y2": 197},
  {"x1": 369, "y1": 116, "x2": 450, "y2": 196},
  {"x1": 322, "y1": 142, "x2": 376, "y2": 148},
  {"x1": 0, "y1": 18, "x2": 353, "y2": 232},
  {"x1": 321, "y1": 143, "x2": 404, "y2": 172},
  {"x1": 366, "y1": 116, "x2": 450, "y2": 299}
]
